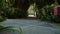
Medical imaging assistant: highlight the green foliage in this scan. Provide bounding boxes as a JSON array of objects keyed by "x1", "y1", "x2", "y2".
[
  {"x1": 37, "y1": 3, "x2": 59, "y2": 21},
  {"x1": 0, "y1": 0, "x2": 25, "y2": 18},
  {"x1": 14, "y1": 8, "x2": 25, "y2": 17},
  {"x1": 0, "y1": 17, "x2": 6, "y2": 22},
  {"x1": 0, "y1": 26, "x2": 23, "y2": 34},
  {"x1": 0, "y1": 7, "x2": 25, "y2": 18},
  {"x1": 0, "y1": 0, "x2": 23, "y2": 32}
]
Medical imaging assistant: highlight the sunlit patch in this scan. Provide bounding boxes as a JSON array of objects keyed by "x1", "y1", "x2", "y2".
[{"x1": 27, "y1": 3, "x2": 37, "y2": 17}]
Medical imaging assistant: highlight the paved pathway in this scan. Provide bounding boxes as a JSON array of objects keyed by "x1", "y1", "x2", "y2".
[{"x1": 0, "y1": 19, "x2": 60, "y2": 34}]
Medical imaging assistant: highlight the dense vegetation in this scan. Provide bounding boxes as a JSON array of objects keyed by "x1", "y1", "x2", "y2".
[
  {"x1": 0, "y1": 0, "x2": 60, "y2": 22},
  {"x1": 0, "y1": 0, "x2": 60, "y2": 34},
  {"x1": 37, "y1": 3, "x2": 59, "y2": 21}
]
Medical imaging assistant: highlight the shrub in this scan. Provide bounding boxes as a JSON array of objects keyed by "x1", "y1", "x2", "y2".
[
  {"x1": 37, "y1": 3, "x2": 59, "y2": 22},
  {"x1": 0, "y1": 7, "x2": 25, "y2": 18},
  {"x1": 14, "y1": 8, "x2": 25, "y2": 18},
  {"x1": 0, "y1": 16, "x2": 6, "y2": 22}
]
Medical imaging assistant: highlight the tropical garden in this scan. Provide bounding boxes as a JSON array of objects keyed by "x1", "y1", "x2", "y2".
[
  {"x1": 0, "y1": 0, "x2": 60, "y2": 34},
  {"x1": 0, "y1": 0, "x2": 60, "y2": 21}
]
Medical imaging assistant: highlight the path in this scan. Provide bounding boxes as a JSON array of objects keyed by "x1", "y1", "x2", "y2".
[{"x1": 0, "y1": 19, "x2": 60, "y2": 34}]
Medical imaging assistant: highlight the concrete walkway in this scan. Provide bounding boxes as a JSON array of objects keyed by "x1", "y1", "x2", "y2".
[{"x1": 0, "y1": 19, "x2": 60, "y2": 34}]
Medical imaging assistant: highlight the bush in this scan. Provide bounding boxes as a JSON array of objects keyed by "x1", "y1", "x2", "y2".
[
  {"x1": 37, "y1": 3, "x2": 59, "y2": 22},
  {"x1": 0, "y1": 26, "x2": 23, "y2": 34},
  {"x1": 0, "y1": 7, "x2": 25, "y2": 18},
  {"x1": 0, "y1": 16, "x2": 6, "y2": 22},
  {"x1": 14, "y1": 8, "x2": 25, "y2": 18}
]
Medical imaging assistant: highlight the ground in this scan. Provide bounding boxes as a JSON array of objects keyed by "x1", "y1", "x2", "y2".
[{"x1": 0, "y1": 19, "x2": 60, "y2": 34}]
